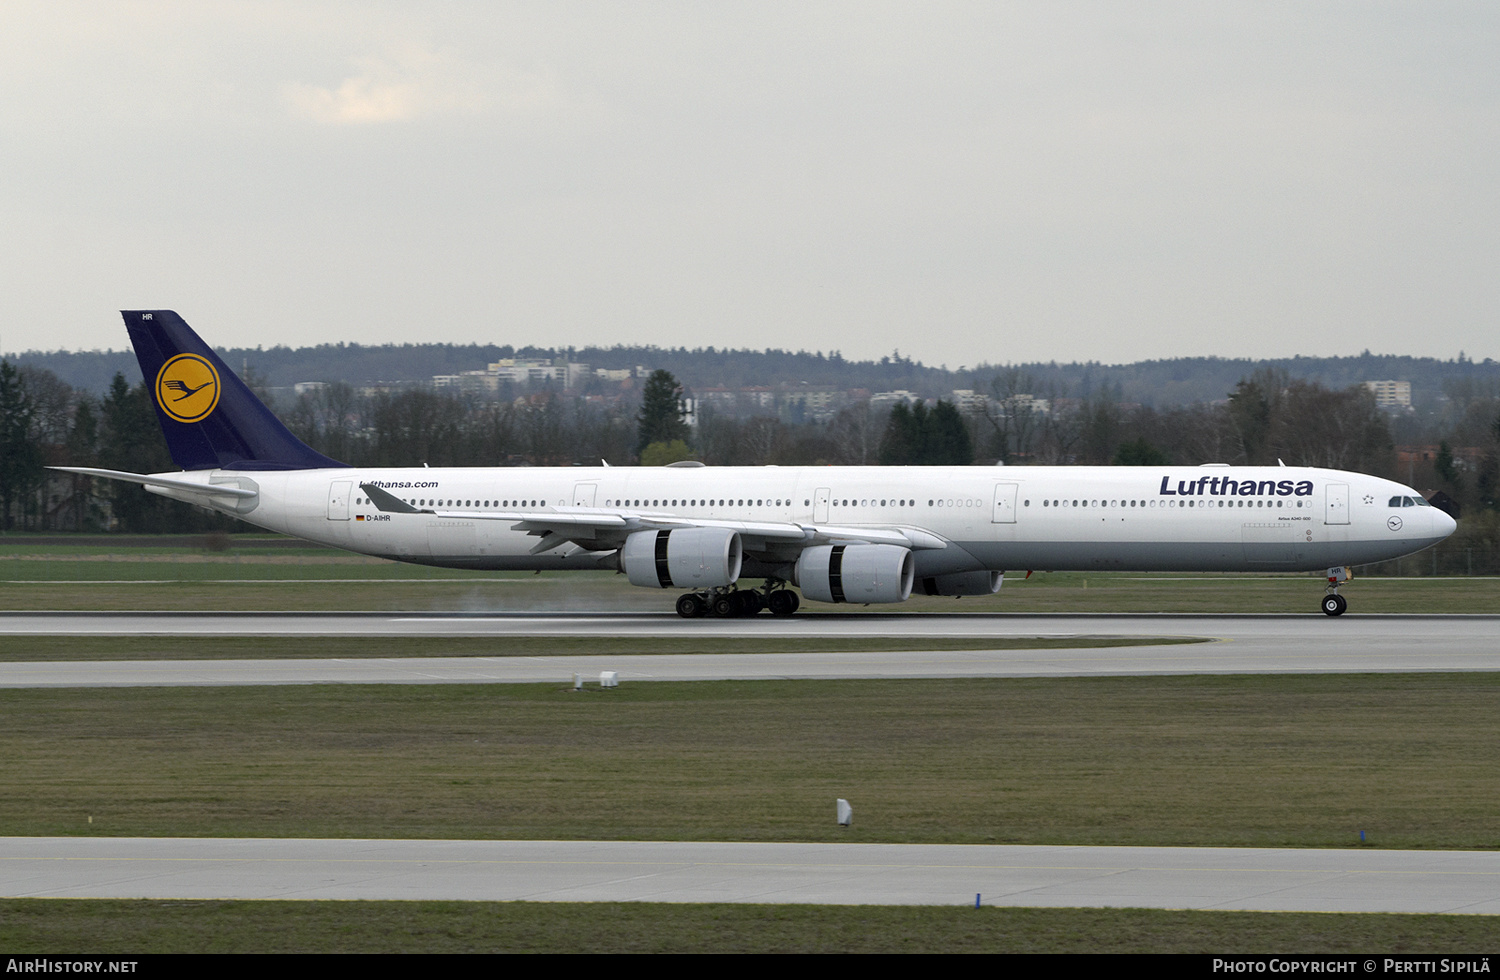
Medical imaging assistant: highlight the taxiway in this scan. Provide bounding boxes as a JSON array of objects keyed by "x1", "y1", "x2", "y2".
[{"x1": 4, "y1": 838, "x2": 1498, "y2": 913}]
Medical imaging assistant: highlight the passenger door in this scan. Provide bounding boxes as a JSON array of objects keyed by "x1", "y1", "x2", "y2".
[
  {"x1": 991, "y1": 483, "x2": 1018, "y2": 524},
  {"x1": 327, "y1": 481, "x2": 352, "y2": 520},
  {"x1": 1325, "y1": 483, "x2": 1350, "y2": 525},
  {"x1": 814, "y1": 487, "x2": 831, "y2": 523}
]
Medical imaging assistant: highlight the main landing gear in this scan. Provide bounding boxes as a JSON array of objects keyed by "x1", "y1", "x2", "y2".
[
  {"x1": 675, "y1": 582, "x2": 801, "y2": 618},
  {"x1": 1321, "y1": 566, "x2": 1351, "y2": 617}
]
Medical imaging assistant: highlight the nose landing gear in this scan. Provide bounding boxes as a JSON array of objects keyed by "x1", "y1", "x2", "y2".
[{"x1": 1322, "y1": 566, "x2": 1351, "y2": 616}]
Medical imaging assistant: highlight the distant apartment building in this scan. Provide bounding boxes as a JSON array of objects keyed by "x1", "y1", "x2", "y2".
[
  {"x1": 1363, "y1": 380, "x2": 1412, "y2": 411},
  {"x1": 780, "y1": 384, "x2": 846, "y2": 421},
  {"x1": 986, "y1": 392, "x2": 1051, "y2": 417},
  {"x1": 433, "y1": 370, "x2": 501, "y2": 395},
  {"x1": 486, "y1": 358, "x2": 592, "y2": 388},
  {"x1": 433, "y1": 358, "x2": 646, "y2": 393},
  {"x1": 869, "y1": 389, "x2": 923, "y2": 410},
  {"x1": 950, "y1": 389, "x2": 988, "y2": 414}
]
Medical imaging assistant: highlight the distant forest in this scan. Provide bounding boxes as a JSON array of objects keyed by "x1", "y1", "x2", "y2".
[{"x1": 12, "y1": 342, "x2": 1500, "y2": 412}]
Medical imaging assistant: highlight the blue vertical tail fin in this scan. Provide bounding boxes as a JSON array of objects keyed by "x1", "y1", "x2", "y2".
[{"x1": 124, "y1": 310, "x2": 348, "y2": 471}]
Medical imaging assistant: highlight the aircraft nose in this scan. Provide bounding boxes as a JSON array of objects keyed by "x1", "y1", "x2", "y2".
[{"x1": 1433, "y1": 507, "x2": 1457, "y2": 540}]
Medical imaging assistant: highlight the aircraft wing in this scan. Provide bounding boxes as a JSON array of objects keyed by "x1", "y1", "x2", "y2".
[{"x1": 359, "y1": 482, "x2": 944, "y2": 554}]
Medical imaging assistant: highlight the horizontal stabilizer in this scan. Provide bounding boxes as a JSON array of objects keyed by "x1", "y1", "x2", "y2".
[{"x1": 49, "y1": 467, "x2": 258, "y2": 499}]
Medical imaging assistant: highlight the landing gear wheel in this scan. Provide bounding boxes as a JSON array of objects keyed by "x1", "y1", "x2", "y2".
[
  {"x1": 676, "y1": 593, "x2": 706, "y2": 619},
  {"x1": 736, "y1": 589, "x2": 764, "y2": 615},
  {"x1": 712, "y1": 593, "x2": 737, "y2": 618},
  {"x1": 1321, "y1": 594, "x2": 1347, "y2": 617},
  {"x1": 768, "y1": 589, "x2": 800, "y2": 616}
]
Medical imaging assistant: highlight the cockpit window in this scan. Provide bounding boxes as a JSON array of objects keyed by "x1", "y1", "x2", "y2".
[{"x1": 1388, "y1": 496, "x2": 1403, "y2": 507}]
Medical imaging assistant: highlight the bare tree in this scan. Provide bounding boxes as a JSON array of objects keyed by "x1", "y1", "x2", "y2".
[
  {"x1": 739, "y1": 415, "x2": 787, "y2": 466},
  {"x1": 1271, "y1": 382, "x2": 1393, "y2": 473},
  {"x1": 827, "y1": 400, "x2": 879, "y2": 465}
]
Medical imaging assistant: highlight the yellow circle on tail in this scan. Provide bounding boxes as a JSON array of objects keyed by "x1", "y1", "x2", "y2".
[{"x1": 155, "y1": 354, "x2": 221, "y2": 423}]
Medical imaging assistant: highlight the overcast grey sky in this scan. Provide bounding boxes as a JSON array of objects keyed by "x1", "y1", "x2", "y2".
[{"x1": 3, "y1": 1, "x2": 1496, "y2": 367}]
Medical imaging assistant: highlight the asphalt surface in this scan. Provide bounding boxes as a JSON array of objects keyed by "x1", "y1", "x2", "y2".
[
  {"x1": 5, "y1": 838, "x2": 1499, "y2": 912},
  {"x1": 0, "y1": 612, "x2": 1494, "y2": 686}
]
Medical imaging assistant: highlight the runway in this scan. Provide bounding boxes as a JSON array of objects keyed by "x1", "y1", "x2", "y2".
[
  {"x1": 4, "y1": 838, "x2": 1498, "y2": 913},
  {"x1": 0, "y1": 613, "x2": 1496, "y2": 686}
]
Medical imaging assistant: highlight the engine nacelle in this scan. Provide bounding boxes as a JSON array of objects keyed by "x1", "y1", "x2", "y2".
[
  {"x1": 913, "y1": 570, "x2": 1003, "y2": 597},
  {"x1": 794, "y1": 544, "x2": 914, "y2": 604},
  {"x1": 621, "y1": 527, "x2": 743, "y2": 589}
]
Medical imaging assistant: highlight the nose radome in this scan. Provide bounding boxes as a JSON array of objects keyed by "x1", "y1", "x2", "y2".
[{"x1": 1433, "y1": 507, "x2": 1458, "y2": 540}]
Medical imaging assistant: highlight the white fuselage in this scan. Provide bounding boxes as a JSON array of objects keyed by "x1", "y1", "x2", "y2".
[{"x1": 151, "y1": 464, "x2": 1454, "y2": 579}]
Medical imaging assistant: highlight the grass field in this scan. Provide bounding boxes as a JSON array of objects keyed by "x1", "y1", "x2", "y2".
[
  {"x1": 4, "y1": 900, "x2": 1497, "y2": 953},
  {"x1": 3, "y1": 674, "x2": 1497, "y2": 848}
]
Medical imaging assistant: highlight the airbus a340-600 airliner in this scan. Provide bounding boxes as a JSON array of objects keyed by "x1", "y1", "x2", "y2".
[{"x1": 55, "y1": 311, "x2": 1455, "y2": 618}]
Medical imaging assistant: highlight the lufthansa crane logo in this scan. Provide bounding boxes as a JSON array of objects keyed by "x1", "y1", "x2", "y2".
[{"x1": 155, "y1": 354, "x2": 220, "y2": 423}]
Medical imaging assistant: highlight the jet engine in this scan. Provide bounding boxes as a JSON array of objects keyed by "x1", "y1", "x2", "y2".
[
  {"x1": 621, "y1": 527, "x2": 743, "y2": 589},
  {"x1": 913, "y1": 570, "x2": 1003, "y2": 596},
  {"x1": 794, "y1": 544, "x2": 914, "y2": 604}
]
